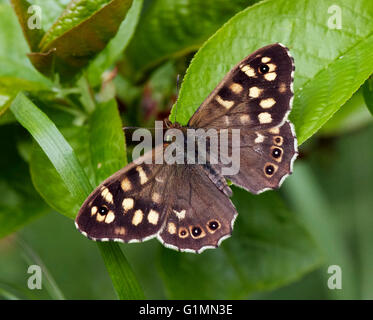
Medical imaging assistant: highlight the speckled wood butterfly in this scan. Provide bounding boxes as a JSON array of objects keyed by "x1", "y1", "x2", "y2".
[{"x1": 75, "y1": 43, "x2": 298, "y2": 253}]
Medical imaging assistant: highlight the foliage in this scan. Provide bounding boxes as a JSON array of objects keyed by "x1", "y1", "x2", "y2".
[{"x1": 0, "y1": 0, "x2": 372, "y2": 299}]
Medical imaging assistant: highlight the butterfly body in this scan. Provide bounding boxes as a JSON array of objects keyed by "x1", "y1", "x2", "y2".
[{"x1": 75, "y1": 43, "x2": 298, "y2": 253}]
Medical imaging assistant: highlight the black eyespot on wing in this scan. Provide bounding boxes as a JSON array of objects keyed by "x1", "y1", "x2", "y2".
[
  {"x1": 192, "y1": 226, "x2": 202, "y2": 237},
  {"x1": 208, "y1": 220, "x2": 219, "y2": 231},
  {"x1": 265, "y1": 164, "x2": 275, "y2": 176},
  {"x1": 259, "y1": 64, "x2": 269, "y2": 74},
  {"x1": 98, "y1": 206, "x2": 108, "y2": 215},
  {"x1": 272, "y1": 148, "x2": 282, "y2": 158}
]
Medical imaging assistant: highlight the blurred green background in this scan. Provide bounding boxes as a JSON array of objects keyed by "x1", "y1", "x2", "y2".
[{"x1": 1, "y1": 0, "x2": 373, "y2": 299}]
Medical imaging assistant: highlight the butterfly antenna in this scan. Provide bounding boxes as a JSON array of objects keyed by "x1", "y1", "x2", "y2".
[{"x1": 173, "y1": 74, "x2": 181, "y2": 123}]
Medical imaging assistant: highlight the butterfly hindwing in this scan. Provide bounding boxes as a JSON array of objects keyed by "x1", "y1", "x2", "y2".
[
  {"x1": 188, "y1": 43, "x2": 294, "y2": 131},
  {"x1": 157, "y1": 164, "x2": 237, "y2": 253},
  {"x1": 226, "y1": 120, "x2": 298, "y2": 194}
]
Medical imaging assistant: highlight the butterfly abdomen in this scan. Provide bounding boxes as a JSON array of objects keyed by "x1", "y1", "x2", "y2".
[{"x1": 201, "y1": 162, "x2": 232, "y2": 197}]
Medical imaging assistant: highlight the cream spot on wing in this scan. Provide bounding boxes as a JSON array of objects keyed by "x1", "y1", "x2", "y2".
[
  {"x1": 105, "y1": 210, "x2": 115, "y2": 224},
  {"x1": 260, "y1": 98, "x2": 276, "y2": 109},
  {"x1": 240, "y1": 64, "x2": 256, "y2": 77},
  {"x1": 147, "y1": 209, "x2": 159, "y2": 225},
  {"x1": 101, "y1": 187, "x2": 113, "y2": 203},
  {"x1": 136, "y1": 167, "x2": 148, "y2": 185},
  {"x1": 96, "y1": 213, "x2": 106, "y2": 222},
  {"x1": 255, "y1": 132, "x2": 265, "y2": 143},
  {"x1": 121, "y1": 178, "x2": 131, "y2": 191},
  {"x1": 269, "y1": 127, "x2": 280, "y2": 134},
  {"x1": 132, "y1": 209, "x2": 143, "y2": 226},
  {"x1": 267, "y1": 63, "x2": 277, "y2": 72},
  {"x1": 264, "y1": 72, "x2": 277, "y2": 81},
  {"x1": 258, "y1": 112, "x2": 272, "y2": 124},
  {"x1": 122, "y1": 198, "x2": 134, "y2": 212},
  {"x1": 91, "y1": 206, "x2": 98, "y2": 216},
  {"x1": 167, "y1": 222, "x2": 176, "y2": 234},
  {"x1": 278, "y1": 82, "x2": 287, "y2": 93},
  {"x1": 215, "y1": 95, "x2": 234, "y2": 109},
  {"x1": 152, "y1": 192, "x2": 161, "y2": 203},
  {"x1": 229, "y1": 83, "x2": 243, "y2": 94},
  {"x1": 261, "y1": 56, "x2": 271, "y2": 63},
  {"x1": 173, "y1": 209, "x2": 186, "y2": 220},
  {"x1": 249, "y1": 86, "x2": 263, "y2": 98},
  {"x1": 115, "y1": 227, "x2": 126, "y2": 235},
  {"x1": 240, "y1": 114, "x2": 250, "y2": 125}
]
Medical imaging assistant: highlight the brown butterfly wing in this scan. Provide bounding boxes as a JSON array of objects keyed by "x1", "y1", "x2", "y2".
[
  {"x1": 75, "y1": 145, "x2": 170, "y2": 242},
  {"x1": 225, "y1": 120, "x2": 298, "y2": 194},
  {"x1": 188, "y1": 43, "x2": 294, "y2": 131},
  {"x1": 76, "y1": 145, "x2": 237, "y2": 252},
  {"x1": 157, "y1": 164, "x2": 237, "y2": 253},
  {"x1": 188, "y1": 43, "x2": 297, "y2": 193}
]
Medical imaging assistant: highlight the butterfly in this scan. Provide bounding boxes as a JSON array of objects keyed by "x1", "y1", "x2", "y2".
[{"x1": 75, "y1": 43, "x2": 298, "y2": 253}]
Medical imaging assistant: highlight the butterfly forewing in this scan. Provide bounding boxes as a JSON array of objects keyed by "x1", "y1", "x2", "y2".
[
  {"x1": 188, "y1": 43, "x2": 297, "y2": 194},
  {"x1": 188, "y1": 43, "x2": 294, "y2": 131},
  {"x1": 76, "y1": 145, "x2": 170, "y2": 242}
]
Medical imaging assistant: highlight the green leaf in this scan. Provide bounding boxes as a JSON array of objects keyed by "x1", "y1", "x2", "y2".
[
  {"x1": 30, "y1": 99, "x2": 126, "y2": 218},
  {"x1": 0, "y1": 3, "x2": 51, "y2": 123},
  {"x1": 9, "y1": 0, "x2": 45, "y2": 51},
  {"x1": 362, "y1": 76, "x2": 373, "y2": 116},
  {"x1": 158, "y1": 188, "x2": 321, "y2": 299},
  {"x1": 320, "y1": 89, "x2": 372, "y2": 136},
  {"x1": 10, "y1": 92, "x2": 145, "y2": 300},
  {"x1": 172, "y1": 0, "x2": 373, "y2": 145},
  {"x1": 0, "y1": 77, "x2": 49, "y2": 124},
  {"x1": 30, "y1": 126, "x2": 93, "y2": 219},
  {"x1": 0, "y1": 3, "x2": 50, "y2": 83},
  {"x1": 17, "y1": 0, "x2": 70, "y2": 33},
  {"x1": 86, "y1": 0, "x2": 144, "y2": 86},
  {"x1": 98, "y1": 242, "x2": 145, "y2": 299},
  {"x1": 123, "y1": 0, "x2": 258, "y2": 81},
  {"x1": 0, "y1": 125, "x2": 50, "y2": 239},
  {"x1": 10, "y1": 93, "x2": 92, "y2": 205},
  {"x1": 29, "y1": 0, "x2": 134, "y2": 81},
  {"x1": 88, "y1": 99, "x2": 127, "y2": 184}
]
